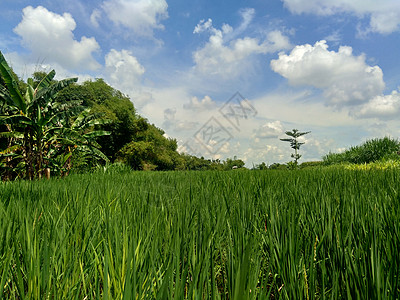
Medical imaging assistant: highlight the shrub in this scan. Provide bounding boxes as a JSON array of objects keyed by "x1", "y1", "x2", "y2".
[
  {"x1": 323, "y1": 137, "x2": 400, "y2": 165},
  {"x1": 268, "y1": 163, "x2": 288, "y2": 170}
]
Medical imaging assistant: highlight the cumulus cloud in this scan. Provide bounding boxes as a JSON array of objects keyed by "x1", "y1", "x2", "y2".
[
  {"x1": 192, "y1": 11, "x2": 292, "y2": 78},
  {"x1": 105, "y1": 49, "x2": 145, "y2": 91},
  {"x1": 183, "y1": 95, "x2": 217, "y2": 111},
  {"x1": 281, "y1": 0, "x2": 400, "y2": 34},
  {"x1": 133, "y1": 91, "x2": 155, "y2": 108},
  {"x1": 369, "y1": 11, "x2": 400, "y2": 34},
  {"x1": 2, "y1": 51, "x2": 95, "y2": 83},
  {"x1": 101, "y1": 0, "x2": 168, "y2": 37},
  {"x1": 270, "y1": 40, "x2": 385, "y2": 107},
  {"x1": 162, "y1": 107, "x2": 200, "y2": 132},
  {"x1": 354, "y1": 90, "x2": 400, "y2": 119},
  {"x1": 253, "y1": 121, "x2": 284, "y2": 139},
  {"x1": 178, "y1": 138, "x2": 237, "y2": 159},
  {"x1": 13, "y1": 6, "x2": 100, "y2": 71},
  {"x1": 243, "y1": 145, "x2": 283, "y2": 163},
  {"x1": 193, "y1": 19, "x2": 214, "y2": 34}
]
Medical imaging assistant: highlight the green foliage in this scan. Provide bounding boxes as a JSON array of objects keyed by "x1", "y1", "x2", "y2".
[
  {"x1": 176, "y1": 155, "x2": 216, "y2": 171},
  {"x1": 343, "y1": 159, "x2": 400, "y2": 170},
  {"x1": 268, "y1": 162, "x2": 287, "y2": 170},
  {"x1": 57, "y1": 79, "x2": 138, "y2": 161},
  {"x1": 57, "y1": 78, "x2": 186, "y2": 171},
  {"x1": 280, "y1": 129, "x2": 310, "y2": 167},
  {"x1": 254, "y1": 162, "x2": 268, "y2": 170},
  {"x1": 286, "y1": 160, "x2": 298, "y2": 170},
  {"x1": 223, "y1": 156, "x2": 245, "y2": 170},
  {"x1": 0, "y1": 169, "x2": 399, "y2": 298},
  {"x1": 0, "y1": 52, "x2": 110, "y2": 179},
  {"x1": 117, "y1": 140, "x2": 154, "y2": 170},
  {"x1": 116, "y1": 123, "x2": 180, "y2": 170},
  {"x1": 323, "y1": 137, "x2": 400, "y2": 165},
  {"x1": 1, "y1": 56, "x2": 250, "y2": 174}
]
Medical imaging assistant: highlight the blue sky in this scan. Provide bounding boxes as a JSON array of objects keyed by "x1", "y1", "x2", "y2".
[{"x1": 1, "y1": 0, "x2": 400, "y2": 165}]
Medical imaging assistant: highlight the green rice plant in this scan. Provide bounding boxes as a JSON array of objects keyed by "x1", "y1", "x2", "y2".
[
  {"x1": 344, "y1": 159, "x2": 400, "y2": 170},
  {"x1": 0, "y1": 169, "x2": 399, "y2": 298}
]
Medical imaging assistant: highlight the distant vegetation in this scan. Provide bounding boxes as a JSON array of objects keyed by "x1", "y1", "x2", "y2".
[
  {"x1": 323, "y1": 136, "x2": 400, "y2": 165},
  {"x1": 252, "y1": 137, "x2": 400, "y2": 171},
  {"x1": 2, "y1": 52, "x2": 400, "y2": 179},
  {"x1": 0, "y1": 52, "x2": 245, "y2": 180}
]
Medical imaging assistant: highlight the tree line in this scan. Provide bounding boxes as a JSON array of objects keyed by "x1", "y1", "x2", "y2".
[{"x1": 0, "y1": 52, "x2": 245, "y2": 179}]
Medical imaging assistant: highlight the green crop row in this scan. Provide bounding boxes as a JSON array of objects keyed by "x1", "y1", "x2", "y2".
[{"x1": 0, "y1": 169, "x2": 399, "y2": 299}]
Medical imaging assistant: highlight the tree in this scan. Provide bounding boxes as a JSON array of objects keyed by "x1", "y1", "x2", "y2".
[
  {"x1": 57, "y1": 78, "x2": 187, "y2": 171},
  {"x1": 57, "y1": 79, "x2": 139, "y2": 161},
  {"x1": 254, "y1": 162, "x2": 267, "y2": 170},
  {"x1": 0, "y1": 51, "x2": 109, "y2": 179},
  {"x1": 224, "y1": 156, "x2": 245, "y2": 170},
  {"x1": 280, "y1": 129, "x2": 310, "y2": 168}
]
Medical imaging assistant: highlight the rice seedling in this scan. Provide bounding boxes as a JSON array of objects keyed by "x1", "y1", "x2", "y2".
[{"x1": 0, "y1": 168, "x2": 399, "y2": 299}]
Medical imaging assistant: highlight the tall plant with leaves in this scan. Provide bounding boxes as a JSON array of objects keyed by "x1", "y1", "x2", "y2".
[
  {"x1": 280, "y1": 129, "x2": 310, "y2": 168},
  {"x1": 0, "y1": 51, "x2": 109, "y2": 179},
  {"x1": 54, "y1": 107, "x2": 111, "y2": 175}
]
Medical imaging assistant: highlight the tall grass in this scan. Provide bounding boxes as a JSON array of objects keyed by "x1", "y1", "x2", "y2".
[{"x1": 0, "y1": 169, "x2": 399, "y2": 299}]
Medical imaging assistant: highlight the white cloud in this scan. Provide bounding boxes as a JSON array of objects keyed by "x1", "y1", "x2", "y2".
[
  {"x1": 192, "y1": 13, "x2": 292, "y2": 79},
  {"x1": 281, "y1": 0, "x2": 400, "y2": 34},
  {"x1": 253, "y1": 121, "x2": 284, "y2": 139},
  {"x1": 193, "y1": 19, "x2": 214, "y2": 34},
  {"x1": 183, "y1": 95, "x2": 217, "y2": 111},
  {"x1": 163, "y1": 108, "x2": 176, "y2": 129},
  {"x1": 3, "y1": 51, "x2": 95, "y2": 83},
  {"x1": 369, "y1": 11, "x2": 400, "y2": 34},
  {"x1": 366, "y1": 122, "x2": 397, "y2": 137},
  {"x1": 270, "y1": 40, "x2": 385, "y2": 107},
  {"x1": 90, "y1": 9, "x2": 101, "y2": 28},
  {"x1": 243, "y1": 145, "x2": 283, "y2": 164},
  {"x1": 163, "y1": 107, "x2": 201, "y2": 132},
  {"x1": 236, "y1": 8, "x2": 256, "y2": 34},
  {"x1": 102, "y1": 0, "x2": 168, "y2": 37},
  {"x1": 175, "y1": 121, "x2": 199, "y2": 132},
  {"x1": 324, "y1": 30, "x2": 342, "y2": 44},
  {"x1": 133, "y1": 91, "x2": 154, "y2": 108},
  {"x1": 14, "y1": 6, "x2": 100, "y2": 71},
  {"x1": 105, "y1": 49, "x2": 145, "y2": 91},
  {"x1": 354, "y1": 90, "x2": 400, "y2": 119}
]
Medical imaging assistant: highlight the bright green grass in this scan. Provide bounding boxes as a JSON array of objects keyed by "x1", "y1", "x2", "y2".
[{"x1": 0, "y1": 169, "x2": 399, "y2": 299}]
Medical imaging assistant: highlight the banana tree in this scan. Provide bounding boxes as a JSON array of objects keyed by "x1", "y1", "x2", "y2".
[
  {"x1": 48, "y1": 107, "x2": 111, "y2": 175},
  {"x1": 0, "y1": 51, "x2": 109, "y2": 179}
]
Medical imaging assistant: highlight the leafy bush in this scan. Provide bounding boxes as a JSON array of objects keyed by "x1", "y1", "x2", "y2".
[
  {"x1": 268, "y1": 163, "x2": 288, "y2": 170},
  {"x1": 323, "y1": 137, "x2": 400, "y2": 165}
]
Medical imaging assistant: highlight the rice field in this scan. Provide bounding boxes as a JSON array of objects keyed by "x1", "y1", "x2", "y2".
[{"x1": 0, "y1": 168, "x2": 399, "y2": 299}]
